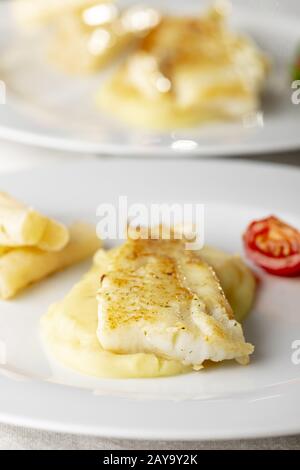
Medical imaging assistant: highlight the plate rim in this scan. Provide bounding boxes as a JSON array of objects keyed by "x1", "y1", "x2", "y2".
[{"x1": 1, "y1": 123, "x2": 300, "y2": 158}]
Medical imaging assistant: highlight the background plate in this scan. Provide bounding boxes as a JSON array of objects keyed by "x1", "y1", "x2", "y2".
[
  {"x1": 0, "y1": 159, "x2": 300, "y2": 440},
  {"x1": 0, "y1": 0, "x2": 300, "y2": 156}
]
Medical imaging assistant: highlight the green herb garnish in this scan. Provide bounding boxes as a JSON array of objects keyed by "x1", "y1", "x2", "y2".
[{"x1": 292, "y1": 47, "x2": 300, "y2": 81}]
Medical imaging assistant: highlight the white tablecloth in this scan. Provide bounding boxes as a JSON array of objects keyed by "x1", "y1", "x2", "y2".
[
  {"x1": 0, "y1": 139, "x2": 299, "y2": 450},
  {"x1": 1, "y1": 422, "x2": 300, "y2": 450}
]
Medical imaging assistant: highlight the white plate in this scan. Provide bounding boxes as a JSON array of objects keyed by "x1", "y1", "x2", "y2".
[
  {"x1": 0, "y1": 0, "x2": 300, "y2": 156},
  {"x1": 0, "y1": 159, "x2": 300, "y2": 440}
]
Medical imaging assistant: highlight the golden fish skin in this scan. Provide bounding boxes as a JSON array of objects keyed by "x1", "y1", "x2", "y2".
[{"x1": 97, "y1": 237, "x2": 254, "y2": 369}]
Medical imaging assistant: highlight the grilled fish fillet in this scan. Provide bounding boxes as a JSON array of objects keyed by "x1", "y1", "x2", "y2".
[
  {"x1": 97, "y1": 238, "x2": 254, "y2": 369},
  {"x1": 199, "y1": 246, "x2": 256, "y2": 324},
  {"x1": 47, "y1": 4, "x2": 161, "y2": 75},
  {"x1": 97, "y1": 6, "x2": 268, "y2": 128}
]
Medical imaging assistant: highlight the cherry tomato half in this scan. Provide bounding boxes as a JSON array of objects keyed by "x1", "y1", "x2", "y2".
[{"x1": 243, "y1": 216, "x2": 300, "y2": 276}]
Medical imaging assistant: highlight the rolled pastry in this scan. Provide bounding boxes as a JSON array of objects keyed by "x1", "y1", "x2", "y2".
[
  {"x1": 0, "y1": 222, "x2": 101, "y2": 299},
  {"x1": 0, "y1": 192, "x2": 69, "y2": 251}
]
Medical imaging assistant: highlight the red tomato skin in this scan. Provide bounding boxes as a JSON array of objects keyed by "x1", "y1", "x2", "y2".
[
  {"x1": 243, "y1": 243, "x2": 300, "y2": 277},
  {"x1": 243, "y1": 216, "x2": 300, "y2": 277}
]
